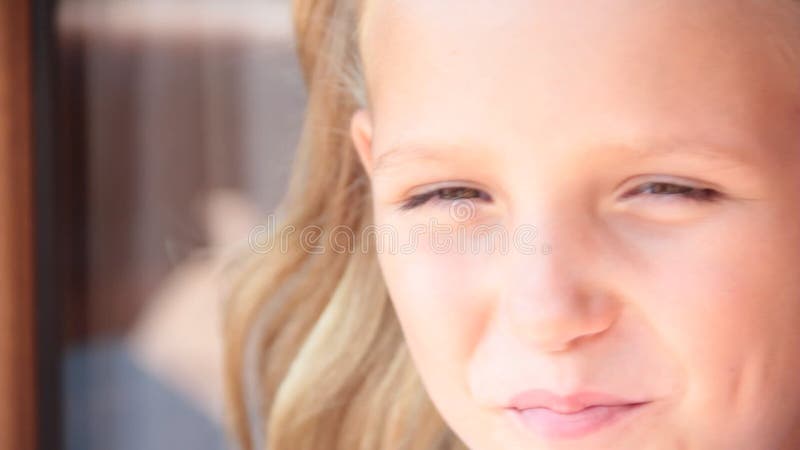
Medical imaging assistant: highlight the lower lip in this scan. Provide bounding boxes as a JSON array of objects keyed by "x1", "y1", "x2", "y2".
[{"x1": 507, "y1": 402, "x2": 649, "y2": 440}]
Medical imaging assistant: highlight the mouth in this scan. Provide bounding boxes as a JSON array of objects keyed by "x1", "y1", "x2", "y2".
[{"x1": 505, "y1": 390, "x2": 652, "y2": 440}]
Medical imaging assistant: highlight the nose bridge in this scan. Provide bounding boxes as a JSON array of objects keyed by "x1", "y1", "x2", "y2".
[{"x1": 499, "y1": 207, "x2": 619, "y2": 353}]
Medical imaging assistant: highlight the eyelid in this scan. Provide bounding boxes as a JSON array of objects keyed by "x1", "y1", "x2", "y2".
[
  {"x1": 398, "y1": 182, "x2": 493, "y2": 211},
  {"x1": 624, "y1": 182, "x2": 722, "y2": 203},
  {"x1": 601, "y1": 175, "x2": 730, "y2": 218},
  {"x1": 614, "y1": 174, "x2": 724, "y2": 197},
  {"x1": 404, "y1": 180, "x2": 490, "y2": 197}
]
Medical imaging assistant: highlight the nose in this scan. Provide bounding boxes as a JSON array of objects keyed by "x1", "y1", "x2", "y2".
[{"x1": 498, "y1": 223, "x2": 620, "y2": 353}]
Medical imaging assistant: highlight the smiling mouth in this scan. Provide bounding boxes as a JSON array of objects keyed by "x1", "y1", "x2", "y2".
[{"x1": 507, "y1": 402, "x2": 651, "y2": 440}]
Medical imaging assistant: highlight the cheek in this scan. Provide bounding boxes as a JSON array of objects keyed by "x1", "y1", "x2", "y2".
[
  {"x1": 374, "y1": 222, "x2": 495, "y2": 396},
  {"x1": 635, "y1": 207, "x2": 800, "y2": 439},
  {"x1": 377, "y1": 246, "x2": 512, "y2": 449},
  {"x1": 377, "y1": 247, "x2": 490, "y2": 366}
]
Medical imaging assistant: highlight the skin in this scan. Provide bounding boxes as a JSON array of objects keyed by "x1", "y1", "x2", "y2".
[{"x1": 349, "y1": 1, "x2": 800, "y2": 449}]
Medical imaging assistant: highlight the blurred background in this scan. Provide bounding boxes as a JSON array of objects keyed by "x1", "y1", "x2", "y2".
[{"x1": 47, "y1": 0, "x2": 304, "y2": 448}]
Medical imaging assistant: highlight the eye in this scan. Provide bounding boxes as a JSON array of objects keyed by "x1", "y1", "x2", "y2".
[
  {"x1": 621, "y1": 181, "x2": 722, "y2": 203},
  {"x1": 400, "y1": 186, "x2": 492, "y2": 210}
]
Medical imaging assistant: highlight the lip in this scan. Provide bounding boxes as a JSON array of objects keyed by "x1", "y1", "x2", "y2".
[{"x1": 506, "y1": 390, "x2": 651, "y2": 440}]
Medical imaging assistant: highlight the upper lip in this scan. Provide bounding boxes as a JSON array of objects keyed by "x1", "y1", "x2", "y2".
[{"x1": 507, "y1": 390, "x2": 648, "y2": 414}]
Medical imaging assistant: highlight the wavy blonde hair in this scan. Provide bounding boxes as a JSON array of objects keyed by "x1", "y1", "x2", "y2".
[{"x1": 224, "y1": 1, "x2": 467, "y2": 449}]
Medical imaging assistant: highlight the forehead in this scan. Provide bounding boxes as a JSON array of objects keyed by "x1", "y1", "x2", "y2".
[{"x1": 359, "y1": 0, "x2": 800, "y2": 161}]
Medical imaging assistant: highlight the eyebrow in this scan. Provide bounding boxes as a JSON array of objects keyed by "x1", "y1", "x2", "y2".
[
  {"x1": 372, "y1": 144, "x2": 471, "y2": 174},
  {"x1": 371, "y1": 137, "x2": 757, "y2": 173},
  {"x1": 620, "y1": 139, "x2": 756, "y2": 165}
]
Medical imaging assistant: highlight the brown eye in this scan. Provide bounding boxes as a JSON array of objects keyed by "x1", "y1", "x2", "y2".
[
  {"x1": 437, "y1": 187, "x2": 484, "y2": 200},
  {"x1": 400, "y1": 186, "x2": 492, "y2": 210},
  {"x1": 625, "y1": 182, "x2": 720, "y2": 202}
]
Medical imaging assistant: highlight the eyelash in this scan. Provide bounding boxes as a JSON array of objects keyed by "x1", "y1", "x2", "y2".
[
  {"x1": 399, "y1": 182, "x2": 721, "y2": 210},
  {"x1": 400, "y1": 186, "x2": 491, "y2": 210},
  {"x1": 620, "y1": 181, "x2": 722, "y2": 202}
]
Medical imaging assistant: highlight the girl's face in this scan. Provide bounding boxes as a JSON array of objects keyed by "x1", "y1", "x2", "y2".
[{"x1": 350, "y1": 1, "x2": 800, "y2": 449}]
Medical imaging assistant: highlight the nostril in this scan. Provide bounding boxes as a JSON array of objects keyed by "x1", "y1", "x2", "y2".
[{"x1": 502, "y1": 298, "x2": 620, "y2": 353}]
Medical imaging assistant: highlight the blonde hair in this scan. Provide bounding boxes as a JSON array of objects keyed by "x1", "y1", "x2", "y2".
[{"x1": 223, "y1": 1, "x2": 467, "y2": 449}]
